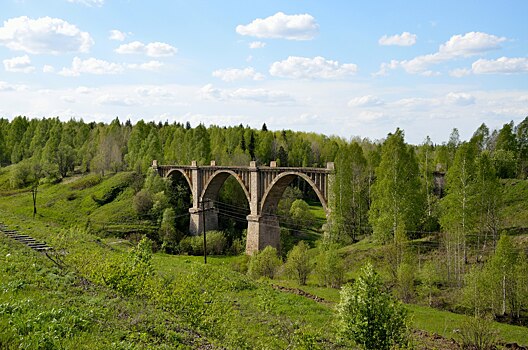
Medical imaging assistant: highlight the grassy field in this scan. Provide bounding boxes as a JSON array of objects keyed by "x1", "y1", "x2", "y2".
[{"x1": 1, "y1": 168, "x2": 528, "y2": 348}]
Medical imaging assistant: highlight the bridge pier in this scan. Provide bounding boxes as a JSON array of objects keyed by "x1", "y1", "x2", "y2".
[
  {"x1": 189, "y1": 207, "x2": 218, "y2": 235},
  {"x1": 246, "y1": 214, "x2": 280, "y2": 255}
]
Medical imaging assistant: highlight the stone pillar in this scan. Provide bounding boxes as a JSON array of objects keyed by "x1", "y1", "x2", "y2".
[
  {"x1": 189, "y1": 206, "x2": 218, "y2": 235},
  {"x1": 188, "y1": 161, "x2": 219, "y2": 235},
  {"x1": 246, "y1": 214, "x2": 280, "y2": 255},
  {"x1": 189, "y1": 161, "x2": 202, "y2": 235}
]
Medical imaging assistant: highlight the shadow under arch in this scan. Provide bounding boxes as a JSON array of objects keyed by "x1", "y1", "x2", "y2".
[
  {"x1": 201, "y1": 170, "x2": 251, "y2": 204},
  {"x1": 165, "y1": 169, "x2": 193, "y2": 240},
  {"x1": 260, "y1": 171, "x2": 329, "y2": 216},
  {"x1": 165, "y1": 168, "x2": 192, "y2": 190}
]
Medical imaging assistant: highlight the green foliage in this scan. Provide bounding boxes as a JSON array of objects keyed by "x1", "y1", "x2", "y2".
[
  {"x1": 289, "y1": 199, "x2": 315, "y2": 230},
  {"x1": 330, "y1": 141, "x2": 369, "y2": 243},
  {"x1": 314, "y1": 244, "x2": 344, "y2": 288},
  {"x1": 91, "y1": 183, "x2": 127, "y2": 206},
  {"x1": 493, "y1": 149, "x2": 517, "y2": 179},
  {"x1": 417, "y1": 260, "x2": 441, "y2": 307},
  {"x1": 99, "y1": 236, "x2": 154, "y2": 297},
  {"x1": 336, "y1": 262, "x2": 410, "y2": 350},
  {"x1": 68, "y1": 174, "x2": 103, "y2": 190},
  {"x1": 487, "y1": 234, "x2": 526, "y2": 318},
  {"x1": 179, "y1": 231, "x2": 227, "y2": 255},
  {"x1": 441, "y1": 141, "x2": 479, "y2": 284},
  {"x1": 369, "y1": 129, "x2": 425, "y2": 243},
  {"x1": 248, "y1": 245, "x2": 282, "y2": 279},
  {"x1": 461, "y1": 234, "x2": 528, "y2": 320},
  {"x1": 160, "y1": 207, "x2": 179, "y2": 252},
  {"x1": 284, "y1": 241, "x2": 313, "y2": 285},
  {"x1": 133, "y1": 189, "x2": 153, "y2": 217},
  {"x1": 457, "y1": 316, "x2": 499, "y2": 350},
  {"x1": 396, "y1": 261, "x2": 415, "y2": 303}
]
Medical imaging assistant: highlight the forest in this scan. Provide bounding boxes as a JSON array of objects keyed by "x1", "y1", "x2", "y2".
[{"x1": 1, "y1": 115, "x2": 528, "y2": 349}]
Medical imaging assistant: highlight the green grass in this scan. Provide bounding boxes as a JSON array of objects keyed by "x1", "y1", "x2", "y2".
[
  {"x1": 1, "y1": 169, "x2": 528, "y2": 348},
  {"x1": 501, "y1": 179, "x2": 528, "y2": 231},
  {"x1": 0, "y1": 236, "x2": 204, "y2": 349}
]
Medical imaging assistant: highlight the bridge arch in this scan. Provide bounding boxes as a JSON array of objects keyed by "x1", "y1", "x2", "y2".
[
  {"x1": 165, "y1": 168, "x2": 193, "y2": 190},
  {"x1": 260, "y1": 171, "x2": 329, "y2": 216},
  {"x1": 201, "y1": 170, "x2": 251, "y2": 205}
]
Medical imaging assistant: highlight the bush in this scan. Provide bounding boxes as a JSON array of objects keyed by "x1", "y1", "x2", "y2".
[
  {"x1": 336, "y1": 262, "x2": 410, "y2": 350},
  {"x1": 134, "y1": 189, "x2": 154, "y2": 217},
  {"x1": 284, "y1": 241, "x2": 313, "y2": 285},
  {"x1": 396, "y1": 262, "x2": 415, "y2": 302},
  {"x1": 457, "y1": 316, "x2": 499, "y2": 350},
  {"x1": 179, "y1": 231, "x2": 227, "y2": 255},
  {"x1": 10, "y1": 160, "x2": 33, "y2": 189},
  {"x1": 248, "y1": 246, "x2": 282, "y2": 279},
  {"x1": 314, "y1": 244, "x2": 344, "y2": 288}
]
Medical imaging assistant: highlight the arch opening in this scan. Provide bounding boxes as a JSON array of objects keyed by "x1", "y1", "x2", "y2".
[
  {"x1": 201, "y1": 171, "x2": 250, "y2": 251},
  {"x1": 260, "y1": 172, "x2": 328, "y2": 256},
  {"x1": 165, "y1": 170, "x2": 193, "y2": 247}
]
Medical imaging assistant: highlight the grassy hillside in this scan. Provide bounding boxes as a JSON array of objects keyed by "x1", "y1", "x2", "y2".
[{"x1": 1, "y1": 168, "x2": 528, "y2": 348}]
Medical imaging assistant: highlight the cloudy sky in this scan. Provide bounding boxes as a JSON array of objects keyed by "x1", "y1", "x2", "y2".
[{"x1": 0, "y1": 0, "x2": 527, "y2": 144}]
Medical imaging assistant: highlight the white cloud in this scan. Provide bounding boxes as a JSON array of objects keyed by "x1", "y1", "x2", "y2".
[
  {"x1": 67, "y1": 0, "x2": 104, "y2": 7},
  {"x1": 378, "y1": 32, "x2": 417, "y2": 46},
  {"x1": 76, "y1": 86, "x2": 94, "y2": 94},
  {"x1": 249, "y1": 41, "x2": 266, "y2": 49},
  {"x1": 357, "y1": 111, "x2": 384, "y2": 122},
  {"x1": 136, "y1": 86, "x2": 173, "y2": 98},
  {"x1": 109, "y1": 29, "x2": 126, "y2": 41},
  {"x1": 59, "y1": 57, "x2": 124, "y2": 76},
  {"x1": 0, "y1": 81, "x2": 21, "y2": 92},
  {"x1": 472, "y1": 57, "x2": 528, "y2": 74},
  {"x1": 0, "y1": 16, "x2": 94, "y2": 54},
  {"x1": 3, "y1": 55, "x2": 35, "y2": 73},
  {"x1": 378, "y1": 32, "x2": 506, "y2": 75},
  {"x1": 96, "y1": 94, "x2": 139, "y2": 106},
  {"x1": 449, "y1": 68, "x2": 471, "y2": 77},
  {"x1": 236, "y1": 12, "x2": 319, "y2": 40},
  {"x1": 61, "y1": 95, "x2": 76, "y2": 103},
  {"x1": 440, "y1": 32, "x2": 505, "y2": 56},
  {"x1": 446, "y1": 92, "x2": 476, "y2": 106},
  {"x1": 348, "y1": 95, "x2": 384, "y2": 107},
  {"x1": 127, "y1": 60, "x2": 164, "y2": 71},
  {"x1": 269, "y1": 56, "x2": 357, "y2": 79},
  {"x1": 115, "y1": 41, "x2": 177, "y2": 57},
  {"x1": 200, "y1": 84, "x2": 295, "y2": 104},
  {"x1": 43, "y1": 65, "x2": 55, "y2": 73},
  {"x1": 212, "y1": 67, "x2": 265, "y2": 82}
]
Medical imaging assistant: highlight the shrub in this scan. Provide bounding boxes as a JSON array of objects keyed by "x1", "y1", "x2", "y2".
[
  {"x1": 314, "y1": 244, "x2": 344, "y2": 288},
  {"x1": 248, "y1": 246, "x2": 282, "y2": 279},
  {"x1": 10, "y1": 159, "x2": 33, "y2": 189},
  {"x1": 179, "y1": 231, "x2": 227, "y2": 255},
  {"x1": 100, "y1": 236, "x2": 154, "y2": 297},
  {"x1": 457, "y1": 316, "x2": 499, "y2": 350},
  {"x1": 133, "y1": 189, "x2": 153, "y2": 217},
  {"x1": 284, "y1": 241, "x2": 313, "y2": 285},
  {"x1": 336, "y1": 262, "x2": 410, "y2": 350},
  {"x1": 396, "y1": 261, "x2": 415, "y2": 302}
]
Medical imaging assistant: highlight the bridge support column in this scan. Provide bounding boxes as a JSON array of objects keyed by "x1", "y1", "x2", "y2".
[
  {"x1": 189, "y1": 207, "x2": 218, "y2": 235},
  {"x1": 246, "y1": 214, "x2": 280, "y2": 255}
]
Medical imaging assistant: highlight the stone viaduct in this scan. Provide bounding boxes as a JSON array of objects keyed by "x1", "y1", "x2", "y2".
[{"x1": 152, "y1": 160, "x2": 334, "y2": 255}]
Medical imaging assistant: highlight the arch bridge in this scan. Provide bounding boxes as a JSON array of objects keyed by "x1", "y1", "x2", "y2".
[{"x1": 153, "y1": 160, "x2": 334, "y2": 255}]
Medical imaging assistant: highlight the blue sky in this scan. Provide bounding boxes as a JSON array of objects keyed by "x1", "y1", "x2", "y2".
[{"x1": 0, "y1": 0, "x2": 527, "y2": 144}]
